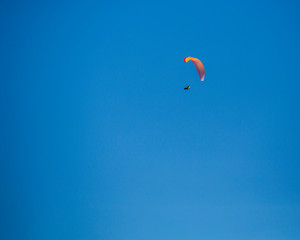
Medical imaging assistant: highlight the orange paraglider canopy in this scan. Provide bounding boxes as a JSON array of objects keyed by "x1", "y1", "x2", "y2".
[{"x1": 184, "y1": 56, "x2": 205, "y2": 81}]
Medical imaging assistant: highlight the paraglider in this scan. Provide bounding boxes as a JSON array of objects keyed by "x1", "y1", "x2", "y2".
[
  {"x1": 184, "y1": 56, "x2": 205, "y2": 81},
  {"x1": 184, "y1": 85, "x2": 190, "y2": 90}
]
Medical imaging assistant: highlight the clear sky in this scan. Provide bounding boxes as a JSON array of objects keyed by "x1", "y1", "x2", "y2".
[{"x1": 1, "y1": 0, "x2": 300, "y2": 239}]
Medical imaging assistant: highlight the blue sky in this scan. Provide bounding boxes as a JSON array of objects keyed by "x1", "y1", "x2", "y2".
[{"x1": 1, "y1": 0, "x2": 300, "y2": 239}]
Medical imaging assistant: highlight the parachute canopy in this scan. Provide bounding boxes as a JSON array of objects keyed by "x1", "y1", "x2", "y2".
[{"x1": 184, "y1": 56, "x2": 205, "y2": 81}]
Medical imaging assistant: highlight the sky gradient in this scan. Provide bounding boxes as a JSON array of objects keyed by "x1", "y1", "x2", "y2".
[{"x1": 1, "y1": 0, "x2": 300, "y2": 239}]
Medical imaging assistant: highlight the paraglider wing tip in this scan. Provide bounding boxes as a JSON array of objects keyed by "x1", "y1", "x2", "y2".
[{"x1": 184, "y1": 56, "x2": 189, "y2": 62}]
